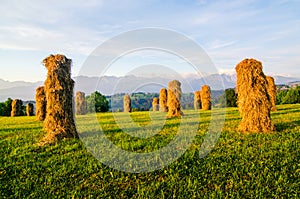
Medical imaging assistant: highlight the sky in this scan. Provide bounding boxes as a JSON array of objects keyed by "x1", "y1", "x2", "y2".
[{"x1": 0, "y1": 0, "x2": 300, "y2": 82}]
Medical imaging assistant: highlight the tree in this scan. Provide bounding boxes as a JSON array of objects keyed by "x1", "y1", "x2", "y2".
[
  {"x1": 276, "y1": 90, "x2": 287, "y2": 105},
  {"x1": 219, "y1": 88, "x2": 237, "y2": 108},
  {"x1": 86, "y1": 91, "x2": 109, "y2": 112},
  {"x1": 282, "y1": 88, "x2": 300, "y2": 104},
  {"x1": 0, "y1": 98, "x2": 12, "y2": 116}
]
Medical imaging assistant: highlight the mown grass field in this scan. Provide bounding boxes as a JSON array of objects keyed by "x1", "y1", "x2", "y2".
[{"x1": 1, "y1": 104, "x2": 300, "y2": 198}]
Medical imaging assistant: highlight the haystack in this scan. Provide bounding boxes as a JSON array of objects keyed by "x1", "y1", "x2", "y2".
[
  {"x1": 266, "y1": 76, "x2": 277, "y2": 111},
  {"x1": 11, "y1": 99, "x2": 23, "y2": 117},
  {"x1": 35, "y1": 86, "x2": 46, "y2": 121},
  {"x1": 236, "y1": 58, "x2": 275, "y2": 133},
  {"x1": 26, "y1": 103, "x2": 34, "y2": 116},
  {"x1": 42, "y1": 54, "x2": 78, "y2": 144},
  {"x1": 124, "y1": 94, "x2": 131, "y2": 112},
  {"x1": 152, "y1": 97, "x2": 159, "y2": 111},
  {"x1": 159, "y1": 88, "x2": 168, "y2": 112},
  {"x1": 76, "y1": 91, "x2": 87, "y2": 115},
  {"x1": 167, "y1": 80, "x2": 183, "y2": 117},
  {"x1": 194, "y1": 90, "x2": 202, "y2": 110},
  {"x1": 201, "y1": 85, "x2": 211, "y2": 110}
]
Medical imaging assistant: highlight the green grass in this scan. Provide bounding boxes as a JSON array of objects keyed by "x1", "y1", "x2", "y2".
[{"x1": 1, "y1": 104, "x2": 300, "y2": 198}]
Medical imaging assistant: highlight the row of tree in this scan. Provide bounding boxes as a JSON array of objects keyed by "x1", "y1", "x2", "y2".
[
  {"x1": 276, "y1": 86, "x2": 300, "y2": 104},
  {"x1": 1, "y1": 86, "x2": 299, "y2": 116}
]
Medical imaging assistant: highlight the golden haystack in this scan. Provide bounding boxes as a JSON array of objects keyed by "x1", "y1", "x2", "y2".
[
  {"x1": 236, "y1": 58, "x2": 275, "y2": 133},
  {"x1": 26, "y1": 103, "x2": 34, "y2": 116},
  {"x1": 159, "y1": 88, "x2": 168, "y2": 112},
  {"x1": 41, "y1": 54, "x2": 78, "y2": 144},
  {"x1": 152, "y1": 97, "x2": 159, "y2": 111},
  {"x1": 167, "y1": 80, "x2": 183, "y2": 117},
  {"x1": 194, "y1": 90, "x2": 202, "y2": 110},
  {"x1": 201, "y1": 85, "x2": 211, "y2": 110},
  {"x1": 11, "y1": 99, "x2": 23, "y2": 117},
  {"x1": 124, "y1": 94, "x2": 131, "y2": 112},
  {"x1": 75, "y1": 91, "x2": 87, "y2": 115},
  {"x1": 35, "y1": 86, "x2": 46, "y2": 121},
  {"x1": 266, "y1": 76, "x2": 277, "y2": 111}
]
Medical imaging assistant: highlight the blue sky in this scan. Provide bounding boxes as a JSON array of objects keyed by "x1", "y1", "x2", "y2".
[{"x1": 0, "y1": 0, "x2": 300, "y2": 82}]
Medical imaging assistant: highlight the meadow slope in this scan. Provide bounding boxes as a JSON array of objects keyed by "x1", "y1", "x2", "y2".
[{"x1": 0, "y1": 105, "x2": 299, "y2": 198}]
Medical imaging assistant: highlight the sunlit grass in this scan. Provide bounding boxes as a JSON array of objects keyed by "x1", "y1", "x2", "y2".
[{"x1": 0, "y1": 104, "x2": 299, "y2": 198}]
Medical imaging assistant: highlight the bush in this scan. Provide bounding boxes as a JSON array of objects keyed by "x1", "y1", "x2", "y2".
[
  {"x1": 219, "y1": 88, "x2": 237, "y2": 108},
  {"x1": 0, "y1": 98, "x2": 13, "y2": 116},
  {"x1": 86, "y1": 91, "x2": 109, "y2": 112}
]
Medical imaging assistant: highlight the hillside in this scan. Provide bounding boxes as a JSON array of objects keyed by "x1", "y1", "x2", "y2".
[
  {"x1": 0, "y1": 104, "x2": 299, "y2": 197},
  {"x1": 0, "y1": 74, "x2": 299, "y2": 102}
]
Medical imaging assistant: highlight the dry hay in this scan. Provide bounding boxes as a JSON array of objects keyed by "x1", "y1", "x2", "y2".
[
  {"x1": 75, "y1": 91, "x2": 87, "y2": 115},
  {"x1": 167, "y1": 80, "x2": 183, "y2": 117},
  {"x1": 236, "y1": 58, "x2": 275, "y2": 133},
  {"x1": 194, "y1": 90, "x2": 202, "y2": 110},
  {"x1": 35, "y1": 86, "x2": 46, "y2": 121},
  {"x1": 26, "y1": 103, "x2": 34, "y2": 116},
  {"x1": 11, "y1": 99, "x2": 23, "y2": 117},
  {"x1": 159, "y1": 88, "x2": 168, "y2": 112},
  {"x1": 41, "y1": 54, "x2": 78, "y2": 144},
  {"x1": 152, "y1": 97, "x2": 159, "y2": 111},
  {"x1": 124, "y1": 94, "x2": 131, "y2": 112},
  {"x1": 266, "y1": 76, "x2": 277, "y2": 111},
  {"x1": 201, "y1": 85, "x2": 211, "y2": 110}
]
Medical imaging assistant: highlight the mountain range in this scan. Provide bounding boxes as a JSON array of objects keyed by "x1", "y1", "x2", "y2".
[{"x1": 0, "y1": 74, "x2": 299, "y2": 102}]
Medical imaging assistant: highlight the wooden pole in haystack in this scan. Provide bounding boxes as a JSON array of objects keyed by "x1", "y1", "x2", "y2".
[
  {"x1": 152, "y1": 97, "x2": 159, "y2": 111},
  {"x1": 167, "y1": 80, "x2": 183, "y2": 117},
  {"x1": 236, "y1": 58, "x2": 275, "y2": 133},
  {"x1": 124, "y1": 94, "x2": 131, "y2": 112},
  {"x1": 75, "y1": 91, "x2": 87, "y2": 115},
  {"x1": 194, "y1": 90, "x2": 202, "y2": 110},
  {"x1": 26, "y1": 103, "x2": 34, "y2": 116},
  {"x1": 41, "y1": 54, "x2": 78, "y2": 144},
  {"x1": 201, "y1": 85, "x2": 211, "y2": 110},
  {"x1": 266, "y1": 76, "x2": 277, "y2": 112},
  {"x1": 35, "y1": 86, "x2": 46, "y2": 121},
  {"x1": 159, "y1": 88, "x2": 168, "y2": 112},
  {"x1": 11, "y1": 99, "x2": 23, "y2": 117}
]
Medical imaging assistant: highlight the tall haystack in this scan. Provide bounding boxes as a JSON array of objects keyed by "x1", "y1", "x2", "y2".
[
  {"x1": 159, "y1": 88, "x2": 168, "y2": 112},
  {"x1": 152, "y1": 97, "x2": 159, "y2": 111},
  {"x1": 35, "y1": 86, "x2": 46, "y2": 121},
  {"x1": 26, "y1": 103, "x2": 34, "y2": 116},
  {"x1": 167, "y1": 80, "x2": 183, "y2": 117},
  {"x1": 201, "y1": 85, "x2": 211, "y2": 110},
  {"x1": 76, "y1": 91, "x2": 87, "y2": 115},
  {"x1": 11, "y1": 99, "x2": 23, "y2": 117},
  {"x1": 124, "y1": 94, "x2": 131, "y2": 112},
  {"x1": 42, "y1": 54, "x2": 78, "y2": 144},
  {"x1": 266, "y1": 76, "x2": 277, "y2": 111},
  {"x1": 236, "y1": 58, "x2": 275, "y2": 133},
  {"x1": 194, "y1": 90, "x2": 202, "y2": 110}
]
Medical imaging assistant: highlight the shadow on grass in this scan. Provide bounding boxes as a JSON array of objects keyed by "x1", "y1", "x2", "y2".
[{"x1": 275, "y1": 120, "x2": 300, "y2": 131}]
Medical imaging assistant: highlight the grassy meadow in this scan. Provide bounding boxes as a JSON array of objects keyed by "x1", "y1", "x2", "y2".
[{"x1": 0, "y1": 104, "x2": 300, "y2": 198}]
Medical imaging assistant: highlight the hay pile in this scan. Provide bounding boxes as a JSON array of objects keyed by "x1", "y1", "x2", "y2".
[
  {"x1": 152, "y1": 97, "x2": 159, "y2": 111},
  {"x1": 76, "y1": 91, "x2": 87, "y2": 115},
  {"x1": 35, "y1": 86, "x2": 46, "y2": 121},
  {"x1": 201, "y1": 85, "x2": 211, "y2": 110},
  {"x1": 26, "y1": 103, "x2": 34, "y2": 116},
  {"x1": 194, "y1": 90, "x2": 202, "y2": 110},
  {"x1": 266, "y1": 76, "x2": 277, "y2": 111},
  {"x1": 167, "y1": 80, "x2": 183, "y2": 117},
  {"x1": 11, "y1": 99, "x2": 23, "y2": 117},
  {"x1": 236, "y1": 58, "x2": 275, "y2": 133},
  {"x1": 124, "y1": 94, "x2": 131, "y2": 112},
  {"x1": 42, "y1": 54, "x2": 78, "y2": 144},
  {"x1": 159, "y1": 88, "x2": 168, "y2": 112}
]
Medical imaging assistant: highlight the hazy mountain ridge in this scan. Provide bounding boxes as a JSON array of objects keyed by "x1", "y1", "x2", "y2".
[{"x1": 0, "y1": 74, "x2": 299, "y2": 102}]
